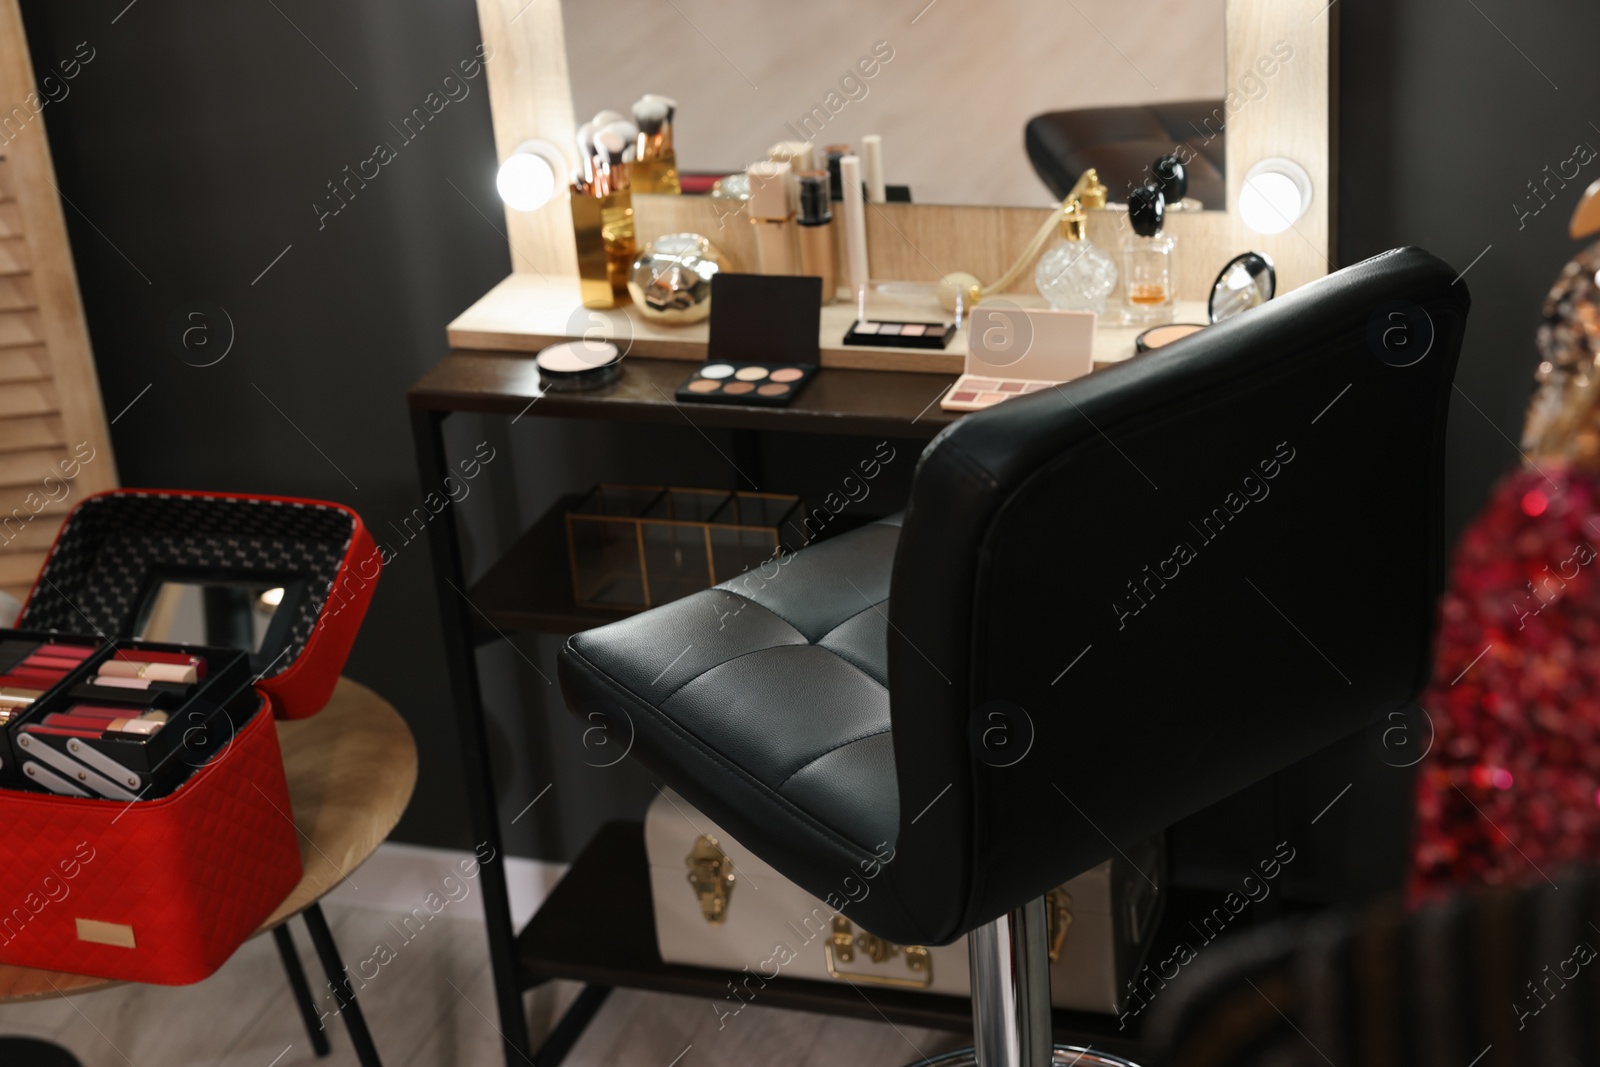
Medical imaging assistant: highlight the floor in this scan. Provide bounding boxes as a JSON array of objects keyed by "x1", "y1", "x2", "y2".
[{"x1": 0, "y1": 899, "x2": 968, "y2": 1067}]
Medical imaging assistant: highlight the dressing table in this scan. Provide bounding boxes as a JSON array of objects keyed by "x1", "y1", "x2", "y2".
[{"x1": 413, "y1": 0, "x2": 1336, "y2": 1063}]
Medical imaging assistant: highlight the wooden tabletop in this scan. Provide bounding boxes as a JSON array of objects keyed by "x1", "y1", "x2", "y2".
[
  {"x1": 0, "y1": 677, "x2": 418, "y2": 1002},
  {"x1": 409, "y1": 351, "x2": 961, "y2": 440}
]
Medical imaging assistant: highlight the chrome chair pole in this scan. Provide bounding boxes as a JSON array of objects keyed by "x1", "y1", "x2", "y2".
[{"x1": 967, "y1": 896, "x2": 1054, "y2": 1067}]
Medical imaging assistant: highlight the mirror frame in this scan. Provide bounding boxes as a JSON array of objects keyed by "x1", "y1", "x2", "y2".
[{"x1": 474, "y1": 0, "x2": 1333, "y2": 299}]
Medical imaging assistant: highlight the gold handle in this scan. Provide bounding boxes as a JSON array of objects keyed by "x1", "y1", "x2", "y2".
[{"x1": 824, "y1": 916, "x2": 933, "y2": 989}]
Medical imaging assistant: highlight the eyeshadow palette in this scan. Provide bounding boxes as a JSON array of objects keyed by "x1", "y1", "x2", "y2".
[
  {"x1": 940, "y1": 305, "x2": 1096, "y2": 414},
  {"x1": 675, "y1": 361, "x2": 818, "y2": 406},
  {"x1": 843, "y1": 319, "x2": 957, "y2": 349},
  {"x1": 943, "y1": 376, "x2": 1057, "y2": 411}
]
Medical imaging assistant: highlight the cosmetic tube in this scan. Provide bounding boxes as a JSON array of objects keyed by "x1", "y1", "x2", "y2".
[
  {"x1": 747, "y1": 161, "x2": 797, "y2": 275},
  {"x1": 839, "y1": 154, "x2": 870, "y2": 306},
  {"x1": 861, "y1": 135, "x2": 886, "y2": 203},
  {"x1": 796, "y1": 172, "x2": 836, "y2": 304}
]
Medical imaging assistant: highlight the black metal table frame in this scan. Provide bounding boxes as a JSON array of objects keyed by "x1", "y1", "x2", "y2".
[{"x1": 408, "y1": 392, "x2": 962, "y2": 1067}]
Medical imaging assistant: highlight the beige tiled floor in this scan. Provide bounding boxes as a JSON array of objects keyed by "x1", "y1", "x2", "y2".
[{"x1": 0, "y1": 902, "x2": 967, "y2": 1066}]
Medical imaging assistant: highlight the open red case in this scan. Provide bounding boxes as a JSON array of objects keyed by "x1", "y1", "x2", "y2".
[{"x1": 0, "y1": 490, "x2": 378, "y2": 984}]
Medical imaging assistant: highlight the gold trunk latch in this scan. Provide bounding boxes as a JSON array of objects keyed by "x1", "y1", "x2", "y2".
[
  {"x1": 1045, "y1": 888, "x2": 1073, "y2": 962},
  {"x1": 825, "y1": 916, "x2": 933, "y2": 988},
  {"x1": 685, "y1": 835, "x2": 736, "y2": 924}
]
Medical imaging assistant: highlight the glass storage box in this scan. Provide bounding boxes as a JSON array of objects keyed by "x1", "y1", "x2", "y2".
[{"x1": 566, "y1": 484, "x2": 801, "y2": 610}]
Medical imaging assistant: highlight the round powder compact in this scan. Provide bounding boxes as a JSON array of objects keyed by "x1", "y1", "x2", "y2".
[
  {"x1": 1135, "y1": 323, "x2": 1206, "y2": 355},
  {"x1": 534, "y1": 340, "x2": 622, "y2": 390}
]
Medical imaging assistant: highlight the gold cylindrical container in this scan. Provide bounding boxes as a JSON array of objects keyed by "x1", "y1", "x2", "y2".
[
  {"x1": 632, "y1": 150, "x2": 681, "y2": 195},
  {"x1": 571, "y1": 184, "x2": 637, "y2": 308}
]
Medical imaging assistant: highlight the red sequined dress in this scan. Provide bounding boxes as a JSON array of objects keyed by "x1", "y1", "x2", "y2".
[{"x1": 1410, "y1": 465, "x2": 1600, "y2": 900}]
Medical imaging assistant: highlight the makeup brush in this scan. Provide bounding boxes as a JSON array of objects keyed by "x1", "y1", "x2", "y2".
[
  {"x1": 632, "y1": 98, "x2": 669, "y2": 161},
  {"x1": 641, "y1": 93, "x2": 677, "y2": 123},
  {"x1": 591, "y1": 109, "x2": 626, "y2": 129},
  {"x1": 575, "y1": 120, "x2": 597, "y2": 191},
  {"x1": 593, "y1": 125, "x2": 630, "y2": 197}
]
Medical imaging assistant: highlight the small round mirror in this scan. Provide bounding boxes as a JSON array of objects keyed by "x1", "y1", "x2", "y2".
[{"x1": 1209, "y1": 251, "x2": 1276, "y2": 324}]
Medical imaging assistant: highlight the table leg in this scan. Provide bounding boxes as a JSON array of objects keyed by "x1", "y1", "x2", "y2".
[
  {"x1": 409, "y1": 407, "x2": 533, "y2": 1065},
  {"x1": 303, "y1": 904, "x2": 384, "y2": 1067},
  {"x1": 531, "y1": 984, "x2": 610, "y2": 1066},
  {"x1": 274, "y1": 923, "x2": 333, "y2": 1057}
]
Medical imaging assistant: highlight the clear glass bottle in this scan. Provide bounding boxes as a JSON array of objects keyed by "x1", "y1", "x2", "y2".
[
  {"x1": 1034, "y1": 198, "x2": 1117, "y2": 316},
  {"x1": 1120, "y1": 183, "x2": 1177, "y2": 326}
]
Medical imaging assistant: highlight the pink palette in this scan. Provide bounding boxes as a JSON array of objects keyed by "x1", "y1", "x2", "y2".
[{"x1": 940, "y1": 306, "x2": 1096, "y2": 413}]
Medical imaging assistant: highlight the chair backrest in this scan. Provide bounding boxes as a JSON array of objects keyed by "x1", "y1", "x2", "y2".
[{"x1": 885, "y1": 247, "x2": 1470, "y2": 945}]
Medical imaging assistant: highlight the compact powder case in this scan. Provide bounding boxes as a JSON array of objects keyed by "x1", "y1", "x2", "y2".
[
  {"x1": 676, "y1": 273, "x2": 822, "y2": 408},
  {"x1": 1135, "y1": 322, "x2": 1206, "y2": 354},
  {"x1": 534, "y1": 340, "x2": 623, "y2": 391},
  {"x1": 843, "y1": 319, "x2": 956, "y2": 349}
]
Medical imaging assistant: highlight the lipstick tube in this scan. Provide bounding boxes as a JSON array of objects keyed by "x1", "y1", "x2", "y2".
[
  {"x1": 99, "y1": 660, "x2": 199, "y2": 684},
  {"x1": 747, "y1": 161, "x2": 796, "y2": 275},
  {"x1": 839, "y1": 154, "x2": 870, "y2": 308}
]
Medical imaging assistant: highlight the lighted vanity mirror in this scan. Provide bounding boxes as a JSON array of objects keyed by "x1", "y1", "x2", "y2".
[{"x1": 560, "y1": 0, "x2": 1229, "y2": 209}]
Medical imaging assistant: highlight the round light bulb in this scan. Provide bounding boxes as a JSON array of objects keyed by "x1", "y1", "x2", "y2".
[
  {"x1": 1239, "y1": 158, "x2": 1313, "y2": 235},
  {"x1": 496, "y1": 152, "x2": 558, "y2": 212}
]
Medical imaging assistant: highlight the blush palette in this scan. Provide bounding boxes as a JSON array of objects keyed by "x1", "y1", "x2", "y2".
[
  {"x1": 940, "y1": 305, "x2": 1097, "y2": 414},
  {"x1": 843, "y1": 319, "x2": 956, "y2": 349}
]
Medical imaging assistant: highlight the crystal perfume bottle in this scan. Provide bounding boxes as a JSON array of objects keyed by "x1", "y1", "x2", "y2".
[
  {"x1": 1121, "y1": 184, "x2": 1177, "y2": 326},
  {"x1": 1035, "y1": 198, "x2": 1118, "y2": 316}
]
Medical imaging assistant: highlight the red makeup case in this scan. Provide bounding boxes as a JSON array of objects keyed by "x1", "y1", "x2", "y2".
[{"x1": 0, "y1": 489, "x2": 378, "y2": 984}]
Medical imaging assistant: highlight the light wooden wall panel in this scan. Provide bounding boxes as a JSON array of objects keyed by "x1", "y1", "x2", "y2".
[{"x1": 0, "y1": 0, "x2": 119, "y2": 602}]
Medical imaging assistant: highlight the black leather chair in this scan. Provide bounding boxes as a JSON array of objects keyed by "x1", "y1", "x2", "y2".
[
  {"x1": 558, "y1": 247, "x2": 1470, "y2": 1066},
  {"x1": 1025, "y1": 101, "x2": 1228, "y2": 206}
]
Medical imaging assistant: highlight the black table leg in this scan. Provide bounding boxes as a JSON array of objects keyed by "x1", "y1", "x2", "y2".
[
  {"x1": 409, "y1": 406, "x2": 533, "y2": 1065},
  {"x1": 274, "y1": 923, "x2": 333, "y2": 1057},
  {"x1": 532, "y1": 984, "x2": 610, "y2": 1066},
  {"x1": 303, "y1": 903, "x2": 384, "y2": 1067}
]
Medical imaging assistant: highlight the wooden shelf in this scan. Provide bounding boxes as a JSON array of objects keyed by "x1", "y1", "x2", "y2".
[
  {"x1": 445, "y1": 274, "x2": 1205, "y2": 375},
  {"x1": 516, "y1": 822, "x2": 1149, "y2": 1059}
]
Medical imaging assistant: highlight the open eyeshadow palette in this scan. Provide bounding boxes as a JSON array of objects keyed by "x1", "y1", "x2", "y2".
[
  {"x1": 676, "y1": 273, "x2": 822, "y2": 408},
  {"x1": 0, "y1": 631, "x2": 258, "y2": 800},
  {"x1": 842, "y1": 319, "x2": 957, "y2": 349},
  {"x1": 941, "y1": 305, "x2": 1097, "y2": 413}
]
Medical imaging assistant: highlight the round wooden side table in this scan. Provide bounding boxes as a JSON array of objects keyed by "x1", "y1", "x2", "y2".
[{"x1": 0, "y1": 677, "x2": 418, "y2": 1067}]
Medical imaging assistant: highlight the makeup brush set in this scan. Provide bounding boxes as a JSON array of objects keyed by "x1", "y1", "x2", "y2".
[{"x1": 573, "y1": 94, "x2": 680, "y2": 197}]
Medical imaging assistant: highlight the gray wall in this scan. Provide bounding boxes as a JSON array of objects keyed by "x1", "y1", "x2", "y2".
[{"x1": 20, "y1": 0, "x2": 1597, "y2": 875}]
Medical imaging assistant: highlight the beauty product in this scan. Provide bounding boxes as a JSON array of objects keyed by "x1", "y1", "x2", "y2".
[
  {"x1": 631, "y1": 95, "x2": 681, "y2": 194},
  {"x1": 824, "y1": 145, "x2": 850, "y2": 201},
  {"x1": 69, "y1": 683, "x2": 162, "y2": 707},
  {"x1": 1134, "y1": 322, "x2": 1207, "y2": 354},
  {"x1": 627, "y1": 233, "x2": 723, "y2": 324},
  {"x1": 839, "y1": 154, "x2": 870, "y2": 308},
  {"x1": 534, "y1": 340, "x2": 623, "y2": 391},
  {"x1": 941, "y1": 306, "x2": 1096, "y2": 412},
  {"x1": 113, "y1": 648, "x2": 204, "y2": 673},
  {"x1": 99, "y1": 660, "x2": 200, "y2": 684},
  {"x1": 747, "y1": 161, "x2": 796, "y2": 275},
  {"x1": 861, "y1": 135, "x2": 887, "y2": 204},
  {"x1": 1129, "y1": 252, "x2": 1276, "y2": 355},
  {"x1": 676, "y1": 274, "x2": 822, "y2": 408},
  {"x1": 796, "y1": 172, "x2": 836, "y2": 305},
  {"x1": 1035, "y1": 197, "x2": 1118, "y2": 315},
  {"x1": 571, "y1": 124, "x2": 638, "y2": 308},
  {"x1": 769, "y1": 141, "x2": 815, "y2": 210},
  {"x1": 843, "y1": 320, "x2": 957, "y2": 350},
  {"x1": 1120, "y1": 183, "x2": 1176, "y2": 326}
]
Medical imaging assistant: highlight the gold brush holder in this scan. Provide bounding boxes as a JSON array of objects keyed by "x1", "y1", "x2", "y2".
[
  {"x1": 631, "y1": 151, "x2": 681, "y2": 195},
  {"x1": 570, "y1": 183, "x2": 637, "y2": 308}
]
